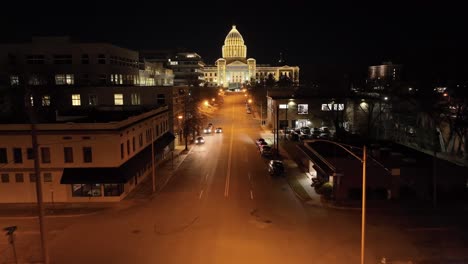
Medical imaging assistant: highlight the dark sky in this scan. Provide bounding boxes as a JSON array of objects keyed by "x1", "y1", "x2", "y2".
[{"x1": 1, "y1": 1, "x2": 467, "y2": 85}]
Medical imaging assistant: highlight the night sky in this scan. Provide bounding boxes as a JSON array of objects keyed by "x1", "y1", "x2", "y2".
[{"x1": 2, "y1": 1, "x2": 467, "y2": 86}]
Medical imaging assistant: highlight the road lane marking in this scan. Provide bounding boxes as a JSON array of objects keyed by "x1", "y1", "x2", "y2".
[
  {"x1": 199, "y1": 189, "x2": 204, "y2": 199},
  {"x1": 248, "y1": 172, "x2": 251, "y2": 181},
  {"x1": 224, "y1": 103, "x2": 234, "y2": 197},
  {"x1": 205, "y1": 173, "x2": 209, "y2": 182},
  {"x1": 250, "y1": 190, "x2": 254, "y2": 200}
]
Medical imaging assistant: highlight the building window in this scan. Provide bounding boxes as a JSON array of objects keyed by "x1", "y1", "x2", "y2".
[
  {"x1": 53, "y1": 54, "x2": 72, "y2": 64},
  {"x1": 43, "y1": 173, "x2": 52, "y2": 182},
  {"x1": 55, "y1": 74, "x2": 74, "y2": 85},
  {"x1": 279, "y1": 104, "x2": 288, "y2": 109},
  {"x1": 72, "y1": 184, "x2": 102, "y2": 197},
  {"x1": 114, "y1": 94, "x2": 123, "y2": 105},
  {"x1": 132, "y1": 137, "x2": 136, "y2": 152},
  {"x1": 139, "y1": 133, "x2": 143, "y2": 148},
  {"x1": 120, "y1": 143, "x2": 124, "y2": 159},
  {"x1": 28, "y1": 75, "x2": 41, "y2": 85},
  {"x1": 26, "y1": 55, "x2": 45, "y2": 64},
  {"x1": 88, "y1": 94, "x2": 98, "y2": 106},
  {"x1": 1, "y1": 174, "x2": 9, "y2": 183},
  {"x1": 83, "y1": 147, "x2": 92, "y2": 163},
  {"x1": 98, "y1": 74, "x2": 107, "y2": 85},
  {"x1": 0, "y1": 148, "x2": 7, "y2": 163},
  {"x1": 27, "y1": 148, "x2": 34, "y2": 160},
  {"x1": 98, "y1": 54, "x2": 106, "y2": 64},
  {"x1": 10, "y1": 75, "x2": 19, "y2": 86},
  {"x1": 157, "y1": 94, "x2": 165, "y2": 105},
  {"x1": 104, "y1": 184, "x2": 124, "y2": 196},
  {"x1": 15, "y1": 173, "x2": 24, "y2": 183},
  {"x1": 131, "y1": 93, "x2": 140, "y2": 105},
  {"x1": 72, "y1": 94, "x2": 81, "y2": 106},
  {"x1": 64, "y1": 147, "x2": 73, "y2": 163},
  {"x1": 127, "y1": 140, "x2": 130, "y2": 155},
  {"x1": 42, "y1": 95, "x2": 51, "y2": 106},
  {"x1": 13, "y1": 148, "x2": 22, "y2": 163},
  {"x1": 40, "y1": 147, "x2": 51, "y2": 163},
  {"x1": 81, "y1": 54, "x2": 89, "y2": 64},
  {"x1": 29, "y1": 173, "x2": 36, "y2": 183}
]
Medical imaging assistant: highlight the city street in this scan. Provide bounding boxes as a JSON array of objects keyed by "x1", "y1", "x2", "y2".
[{"x1": 1, "y1": 93, "x2": 467, "y2": 264}]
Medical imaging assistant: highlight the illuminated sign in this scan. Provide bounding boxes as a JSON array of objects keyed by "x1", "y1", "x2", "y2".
[
  {"x1": 297, "y1": 104, "x2": 308, "y2": 114},
  {"x1": 321, "y1": 104, "x2": 344, "y2": 111}
]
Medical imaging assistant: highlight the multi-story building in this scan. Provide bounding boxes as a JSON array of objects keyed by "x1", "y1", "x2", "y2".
[
  {"x1": 203, "y1": 25, "x2": 300, "y2": 88},
  {"x1": 141, "y1": 50, "x2": 205, "y2": 87},
  {"x1": 0, "y1": 107, "x2": 173, "y2": 203},
  {"x1": 368, "y1": 61, "x2": 402, "y2": 82},
  {"x1": 0, "y1": 37, "x2": 188, "y2": 145}
]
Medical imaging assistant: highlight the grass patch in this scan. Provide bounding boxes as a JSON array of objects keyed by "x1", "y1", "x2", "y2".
[{"x1": 286, "y1": 174, "x2": 312, "y2": 202}]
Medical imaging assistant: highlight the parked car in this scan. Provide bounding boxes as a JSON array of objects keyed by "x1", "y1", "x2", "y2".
[
  {"x1": 257, "y1": 141, "x2": 268, "y2": 149},
  {"x1": 256, "y1": 138, "x2": 266, "y2": 146},
  {"x1": 215, "y1": 127, "x2": 223, "y2": 133},
  {"x1": 260, "y1": 145, "x2": 273, "y2": 157},
  {"x1": 268, "y1": 160, "x2": 284, "y2": 176},
  {"x1": 300, "y1": 127, "x2": 311, "y2": 135},
  {"x1": 195, "y1": 136, "x2": 205, "y2": 144},
  {"x1": 311, "y1": 128, "x2": 321, "y2": 138}
]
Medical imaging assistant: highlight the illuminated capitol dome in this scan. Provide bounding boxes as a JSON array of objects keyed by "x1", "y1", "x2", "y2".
[
  {"x1": 203, "y1": 25, "x2": 299, "y2": 88},
  {"x1": 222, "y1": 25, "x2": 247, "y2": 62}
]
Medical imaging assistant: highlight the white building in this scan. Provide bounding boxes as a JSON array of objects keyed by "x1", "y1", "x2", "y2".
[
  {"x1": 203, "y1": 25, "x2": 300, "y2": 88},
  {"x1": 0, "y1": 107, "x2": 174, "y2": 203}
]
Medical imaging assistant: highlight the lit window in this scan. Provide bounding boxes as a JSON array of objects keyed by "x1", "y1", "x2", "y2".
[
  {"x1": 297, "y1": 104, "x2": 308, "y2": 114},
  {"x1": 72, "y1": 94, "x2": 81, "y2": 106},
  {"x1": 30, "y1": 96, "x2": 34, "y2": 106},
  {"x1": 279, "y1": 104, "x2": 288, "y2": 109},
  {"x1": 114, "y1": 94, "x2": 123, "y2": 105},
  {"x1": 131, "y1": 93, "x2": 140, "y2": 105},
  {"x1": 55, "y1": 74, "x2": 74, "y2": 85},
  {"x1": 10, "y1": 75, "x2": 19, "y2": 85},
  {"x1": 42, "y1": 95, "x2": 51, "y2": 106}
]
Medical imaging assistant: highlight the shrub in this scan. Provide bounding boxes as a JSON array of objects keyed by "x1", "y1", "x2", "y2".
[{"x1": 319, "y1": 182, "x2": 333, "y2": 200}]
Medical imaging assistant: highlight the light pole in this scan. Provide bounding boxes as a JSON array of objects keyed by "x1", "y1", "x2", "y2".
[{"x1": 304, "y1": 140, "x2": 371, "y2": 264}]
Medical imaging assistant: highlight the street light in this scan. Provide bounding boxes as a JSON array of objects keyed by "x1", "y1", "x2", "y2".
[
  {"x1": 204, "y1": 100, "x2": 209, "y2": 106},
  {"x1": 304, "y1": 140, "x2": 369, "y2": 264},
  {"x1": 248, "y1": 99, "x2": 252, "y2": 104}
]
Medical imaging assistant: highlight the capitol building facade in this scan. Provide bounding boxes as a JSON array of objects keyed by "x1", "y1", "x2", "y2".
[{"x1": 203, "y1": 25, "x2": 299, "y2": 88}]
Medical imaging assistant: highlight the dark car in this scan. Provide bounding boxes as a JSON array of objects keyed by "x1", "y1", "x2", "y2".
[
  {"x1": 257, "y1": 141, "x2": 268, "y2": 149},
  {"x1": 260, "y1": 145, "x2": 273, "y2": 157},
  {"x1": 268, "y1": 160, "x2": 284, "y2": 176},
  {"x1": 215, "y1": 127, "x2": 223, "y2": 133}
]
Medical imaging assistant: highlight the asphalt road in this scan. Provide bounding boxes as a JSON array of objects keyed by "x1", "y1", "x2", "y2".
[{"x1": 1, "y1": 93, "x2": 467, "y2": 264}]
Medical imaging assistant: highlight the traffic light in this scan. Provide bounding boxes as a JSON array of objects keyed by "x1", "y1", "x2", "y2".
[{"x1": 3, "y1": 226, "x2": 17, "y2": 236}]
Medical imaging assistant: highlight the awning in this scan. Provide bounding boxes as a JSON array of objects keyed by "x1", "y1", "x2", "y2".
[{"x1": 60, "y1": 132, "x2": 175, "y2": 184}]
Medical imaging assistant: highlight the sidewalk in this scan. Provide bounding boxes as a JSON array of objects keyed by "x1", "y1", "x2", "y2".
[{"x1": 0, "y1": 143, "x2": 193, "y2": 218}]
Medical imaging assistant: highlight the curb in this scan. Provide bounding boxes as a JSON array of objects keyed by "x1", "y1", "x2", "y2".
[{"x1": 0, "y1": 210, "x2": 105, "y2": 220}]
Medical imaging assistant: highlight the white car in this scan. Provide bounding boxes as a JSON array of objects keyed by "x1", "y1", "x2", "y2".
[{"x1": 195, "y1": 136, "x2": 205, "y2": 144}]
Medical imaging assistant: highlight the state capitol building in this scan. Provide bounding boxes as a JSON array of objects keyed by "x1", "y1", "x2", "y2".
[{"x1": 203, "y1": 25, "x2": 299, "y2": 88}]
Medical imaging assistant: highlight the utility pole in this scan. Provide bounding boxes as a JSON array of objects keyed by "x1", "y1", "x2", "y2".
[
  {"x1": 28, "y1": 94, "x2": 49, "y2": 264},
  {"x1": 361, "y1": 145, "x2": 367, "y2": 264},
  {"x1": 433, "y1": 130, "x2": 439, "y2": 208},
  {"x1": 151, "y1": 119, "x2": 156, "y2": 193}
]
